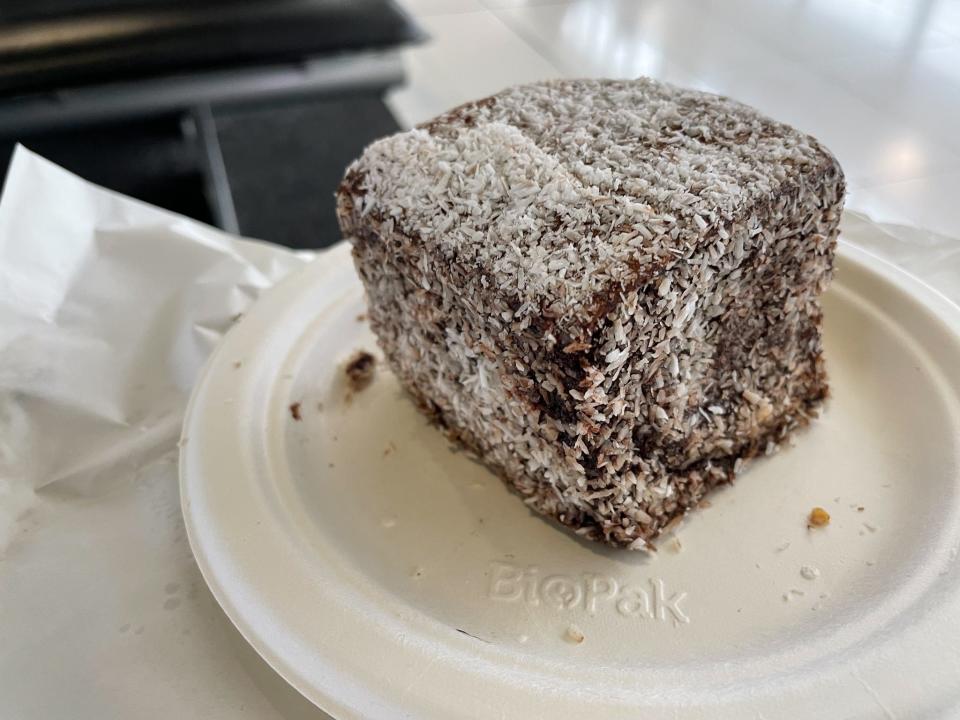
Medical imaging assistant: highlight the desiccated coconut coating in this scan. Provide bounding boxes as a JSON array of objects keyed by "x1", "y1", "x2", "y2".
[{"x1": 337, "y1": 78, "x2": 845, "y2": 549}]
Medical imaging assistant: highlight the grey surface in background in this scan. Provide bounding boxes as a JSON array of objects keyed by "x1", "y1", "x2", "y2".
[{"x1": 215, "y1": 94, "x2": 400, "y2": 249}]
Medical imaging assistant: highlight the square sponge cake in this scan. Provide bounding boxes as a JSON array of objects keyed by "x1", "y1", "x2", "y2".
[{"x1": 336, "y1": 78, "x2": 845, "y2": 549}]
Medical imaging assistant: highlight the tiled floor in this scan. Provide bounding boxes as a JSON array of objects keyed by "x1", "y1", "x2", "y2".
[{"x1": 390, "y1": 0, "x2": 960, "y2": 238}]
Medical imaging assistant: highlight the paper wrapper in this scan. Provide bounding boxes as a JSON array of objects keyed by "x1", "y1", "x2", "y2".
[
  {"x1": 0, "y1": 147, "x2": 329, "y2": 719},
  {"x1": 0, "y1": 146, "x2": 957, "y2": 718}
]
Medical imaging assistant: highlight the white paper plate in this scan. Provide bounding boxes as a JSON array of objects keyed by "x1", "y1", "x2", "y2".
[{"x1": 181, "y1": 240, "x2": 960, "y2": 720}]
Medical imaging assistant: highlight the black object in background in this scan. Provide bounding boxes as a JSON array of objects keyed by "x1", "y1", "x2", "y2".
[
  {"x1": 0, "y1": 0, "x2": 420, "y2": 249},
  {"x1": 215, "y1": 94, "x2": 400, "y2": 249},
  {"x1": 0, "y1": 115, "x2": 216, "y2": 225},
  {"x1": 0, "y1": 0, "x2": 420, "y2": 95}
]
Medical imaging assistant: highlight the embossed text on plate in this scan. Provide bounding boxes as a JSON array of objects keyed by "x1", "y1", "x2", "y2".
[{"x1": 487, "y1": 561, "x2": 689, "y2": 623}]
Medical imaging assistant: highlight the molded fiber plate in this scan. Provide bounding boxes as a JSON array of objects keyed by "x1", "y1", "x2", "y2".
[{"x1": 181, "y1": 240, "x2": 960, "y2": 719}]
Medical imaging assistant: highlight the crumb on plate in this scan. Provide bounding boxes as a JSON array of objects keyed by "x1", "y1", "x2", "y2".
[
  {"x1": 800, "y1": 565, "x2": 820, "y2": 580},
  {"x1": 808, "y1": 507, "x2": 830, "y2": 528},
  {"x1": 565, "y1": 625, "x2": 585, "y2": 644},
  {"x1": 345, "y1": 350, "x2": 377, "y2": 393}
]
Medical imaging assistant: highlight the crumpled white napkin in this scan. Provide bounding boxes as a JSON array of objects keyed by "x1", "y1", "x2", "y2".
[
  {"x1": 0, "y1": 147, "x2": 330, "y2": 720},
  {"x1": 839, "y1": 210, "x2": 960, "y2": 307},
  {"x1": 0, "y1": 146, "x2": 956, "y2": 719}
]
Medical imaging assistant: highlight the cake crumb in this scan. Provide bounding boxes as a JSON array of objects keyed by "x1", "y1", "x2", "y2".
[
  {"x1": 857, "y1": 506, "x2": 865, "y2": 512},
  {"x1": 232, "y1": 360, "x2": 242, "y2": 369},
  {"x1": 356, "y1": 313, "x2": 367, "y2": 322},
  {"x1": 670, "y1": 537, "x2": 682, "y2": 553},
  {"x1": 697, "y1": 499, "x2": 712, "y2": 509},
  {"x1": 289, "y1": 402, "x2": 302, "y2": 421},
  {"x1": 565, "y1": 625, "x2": 585, "y2": 644},
  {"x1": 800, "y1": 565, "x2": 820, "y2": 580},
  {"x1": 345, "y1": 351, "x2": 377, "y2": 392},
  {"x1": 664, "y1": 514, "x2": 685, "y2": 534},
  {"x1": 628, "y1": 537, "x2": 657, "y2": 553},
  {"x1": 383, "y1": 441, "x2": 398, "y2": 457},
  {"x1": 808, "y1": 507, "x2": 831, "y2": 528}
]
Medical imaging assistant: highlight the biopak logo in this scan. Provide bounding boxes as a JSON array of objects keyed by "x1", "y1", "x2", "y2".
[{"x1": 487, "y1": 561, "x2": 690, "y2": 624}]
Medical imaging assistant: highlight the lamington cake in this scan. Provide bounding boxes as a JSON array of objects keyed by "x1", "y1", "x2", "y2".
[{"x1": 336, "y1": 78, "x2": 845, "y2": 549}]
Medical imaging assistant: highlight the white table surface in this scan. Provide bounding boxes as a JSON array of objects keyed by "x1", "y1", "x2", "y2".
[{"x1": 2, "y1": 1, "x2": 959, "y2": 718}]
